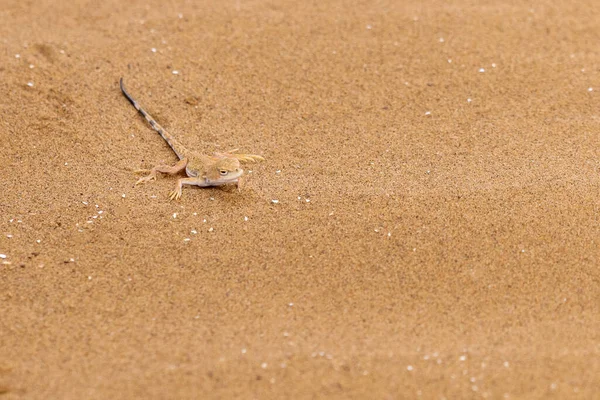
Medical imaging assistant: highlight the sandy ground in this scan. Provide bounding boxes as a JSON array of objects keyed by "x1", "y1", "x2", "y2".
[{"x1": 1, "y1": 0, "x2": 599, "y2": 398}]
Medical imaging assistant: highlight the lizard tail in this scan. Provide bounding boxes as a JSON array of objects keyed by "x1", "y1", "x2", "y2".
[{"x1": 119, "y1": 78, "x2": 188, "y2": 160}]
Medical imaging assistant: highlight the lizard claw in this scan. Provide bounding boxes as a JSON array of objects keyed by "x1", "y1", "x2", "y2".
[
  {"x1": 168, "y1": 188, "x2": 182, "y2": 201},
  {"x1": 135, "y1": 173, "x2": 156, "y2": 186}
]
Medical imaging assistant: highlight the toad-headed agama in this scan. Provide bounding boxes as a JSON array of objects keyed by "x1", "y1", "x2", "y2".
[{"x1": 120, "y1": 78, "x2": 264, "y2": 200}]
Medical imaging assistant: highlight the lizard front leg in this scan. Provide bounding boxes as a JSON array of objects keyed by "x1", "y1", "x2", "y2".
[
  {"x1": 169, "y1": 177, "x2": 206, "y2": 201},
  {"x1": 135, "y1": 158, "x2": 188, "y2": 186}
]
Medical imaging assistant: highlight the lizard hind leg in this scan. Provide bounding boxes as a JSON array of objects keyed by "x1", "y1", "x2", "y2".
[{"x1": 134, "y1": 158, "x2": 188, "y2": 186}]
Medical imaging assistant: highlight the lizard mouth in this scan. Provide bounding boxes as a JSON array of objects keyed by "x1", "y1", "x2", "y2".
[{"x1": 209, "y1": 168, "x2": 244, "y2": 185}]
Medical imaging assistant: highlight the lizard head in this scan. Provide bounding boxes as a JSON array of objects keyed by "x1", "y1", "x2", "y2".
[{"x1": 205, "y1": 157, "x2": 244, "y2": 184}]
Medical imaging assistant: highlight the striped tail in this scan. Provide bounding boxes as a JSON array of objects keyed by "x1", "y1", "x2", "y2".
[{"x1": 120, "y1": 78, "x2": 188, "y2": 160}]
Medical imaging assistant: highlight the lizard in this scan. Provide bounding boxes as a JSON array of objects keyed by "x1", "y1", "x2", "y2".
[{"x1": 119, "y1": 78, "x2": 264, "y2": 200}]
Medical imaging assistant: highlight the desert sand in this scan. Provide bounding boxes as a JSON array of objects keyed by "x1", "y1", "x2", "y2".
[{"x1": 1, "y1": 0, "x2": 599, "y2": 398}]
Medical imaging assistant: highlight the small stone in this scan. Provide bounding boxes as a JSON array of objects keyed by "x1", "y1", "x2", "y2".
[
  {"x1": 479, "y1": 68, "x2": 485, "y2": 73},
  {"x1": 151, "y1": 48, "x2": 157, "y2": 53},
  {"x1": 27, "y1": 82, "x2": 34, "y2": 87},
  {"x1": 407, "y1": 365, "x2": 414, "y2": 371},
  {"x1": 172, "y1": 70, "x2": 179, "y2": 75},
  {"x1": 425, "y1": 111, "x2": 431, "y2": 116},
  {"x1": 271, "y1": 199, "x2": 279, "y2": 204},
  {"x1": 0, "y1": 254, "x2": 6, "y2": 259}
]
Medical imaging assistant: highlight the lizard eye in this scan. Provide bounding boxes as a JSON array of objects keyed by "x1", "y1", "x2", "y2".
[{"x1": 219, "y1": 170, "x2": 228, "y2": 176}]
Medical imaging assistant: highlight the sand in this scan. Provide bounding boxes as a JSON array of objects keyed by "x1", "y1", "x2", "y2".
[{"x1": 1, "y1": 0, "x2": 599, "y2": 398}]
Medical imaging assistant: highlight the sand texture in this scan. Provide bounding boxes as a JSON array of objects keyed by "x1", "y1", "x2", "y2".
[{"x1": 1, "y1": 0, "x2": 599, "y2": 398}]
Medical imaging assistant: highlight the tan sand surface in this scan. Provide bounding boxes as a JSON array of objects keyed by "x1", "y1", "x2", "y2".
[{"x1": 1, "y1": 0, "x2": 599, "y2": 398}]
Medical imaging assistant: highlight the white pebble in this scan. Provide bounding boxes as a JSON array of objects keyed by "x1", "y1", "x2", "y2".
[
  {"x1": 36, "y1": 239, "x2": 41, "y2": 243},
  {"x1": 459, "y1": 355, "x2": 467, "y2": 361},
  {"x1": 208, "y1": 227, "x2": 214, "y2": 232},
  {"x1": 0, "y1": 254, "x2": 6, "y2": 259},
  {"x1": 424, "y1": 111, "x2": 431, "y2": 116},
  {"x1": 491, "y1": 63, "x2": 497, "y2": 68},
  {"x1": 407, "y1": 365, "x2": 414, "y2": 371},
  {"x1": 15, "y1": 54, "x2": 20, "y2": 58},
  {"x1": 29, "y1": 64, "x2": 34, "y2": 69},
  {"x1": 183, "y1": 238, "x2": 190, "y2": 242},
  {"x1": 172, "y1": 70, "x2": 179, "y2": 75},
  {"x1": 467, "y1": 98, "x2": 472, "y2": 103},
  {"x1": 366, "y1": 24, "x2": 372, "y2": 30},
  {"x1": 271, "y1": 199, "x2": 279, "y2": 204},
  {"x1": 191, "y1": 229, "x2": 197, "y2": 234},
  {"x1": 241, "y1": 348, "x2": 247, "y2": 354},
  {"x1": 172, "y1": 213, "x2": 177, "y2": 219},
  {"x1": 151, "y1": 48, "x2": 157, "y2": 53},
  {"x1": 288, "y1": 302, "x2": 294, "y2": 307},
  {"x1": 121, "y1": 193, "x2": 126, "y2": 198},
  {"x1": 503, "y1": 361, "x2": 510, "y2": 367},
  {"x1": 261, "y1": 362, "x2": 268, "y2": 369},
  {"x1": 27, "y1": 82, "x2": 34, "y2": 87},
  {"x1": 439, "y1": 38, "x2": 444, "y2": 43},
  {"x1": 479, "y1": 68, "x2": 485, "y2": 73},
  {"x1": 305, "y1": 199, "x2": 310, "y2": 203},
  {"x1": 448, "y1": 59, "x2": 452, "y2": 63},
  {"x1": 7, "y1": 234, "x2": 13, "y2": 238},
  {"x1": 275, "y1": 170, "x2": 281, "y2": 174},
  {"x1": 88, "y1": 276, "x2": 92, "y2": 280},
  {"x1": 588, "y1": 87, "x2": 593, "y2": 92},
  {"x1": 244, "y1": 216, "x2": 248, "y2": 221}
]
